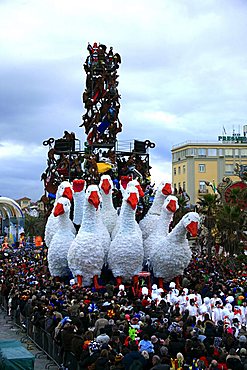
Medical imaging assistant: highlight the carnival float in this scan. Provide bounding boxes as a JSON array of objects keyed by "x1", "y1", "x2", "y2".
[{"x1": 42, "y1": 43, "x2": 200, "y2": 293}]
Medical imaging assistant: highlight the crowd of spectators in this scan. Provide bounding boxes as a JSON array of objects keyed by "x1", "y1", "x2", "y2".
[{"x1": 0, "y1": 245, "x2": 247, "y2": 370}]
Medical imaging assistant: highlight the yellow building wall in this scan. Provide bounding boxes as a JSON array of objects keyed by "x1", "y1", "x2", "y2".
[
  {"x1": 194, "y1": 160, "x2": 218, "y2": 195},
  {"x1": 172, "y1": 160, "x2": 187, "y2": 190}
]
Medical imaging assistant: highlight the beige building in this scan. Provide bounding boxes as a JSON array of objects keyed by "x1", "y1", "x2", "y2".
[
  {"x1": 16, "y1": 197, "x2": 31, "y2": 210},
  {"x1": 171, "y1": 134, "x2": 247, "y2": 204}
]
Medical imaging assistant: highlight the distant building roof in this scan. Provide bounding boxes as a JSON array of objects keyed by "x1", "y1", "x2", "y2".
[{"x1": 16, "y1": 197, "x2": 31, "y2": 202}]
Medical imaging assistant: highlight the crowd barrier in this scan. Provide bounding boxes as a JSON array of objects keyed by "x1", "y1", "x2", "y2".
[
  {"x1": 25, "y1": 319, "x2": 80, "y2": 369},
  {"x1": 0, "y1": 300, "x2": 80, "y2": 370}
]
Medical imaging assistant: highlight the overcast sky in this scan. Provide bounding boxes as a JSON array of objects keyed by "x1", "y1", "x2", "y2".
[{"x1": 1, "y1": 0, "x2": 247, "y2": 201}]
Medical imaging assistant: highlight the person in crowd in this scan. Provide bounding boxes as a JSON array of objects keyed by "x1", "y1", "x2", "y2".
[{"x1": 150, "y1": 355, "x2": 170, "y2": 370}]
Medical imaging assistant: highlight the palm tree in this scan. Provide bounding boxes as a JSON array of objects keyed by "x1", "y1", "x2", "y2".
[
  {"x1": 218, "y1": 185, "x2": 247, "y2": 255},
  {"x1": 171, "y1": 194, "x2": 190, "y2": 228},
  {"x1": 24, "y1": 213, "x2": 46, "y2": 240},
  {"x1": 197, "y1": 193, "x2": 219, "y2": 258},
  {"x1": 217, "y1": 202, "x2": 246, "y2": 256}
]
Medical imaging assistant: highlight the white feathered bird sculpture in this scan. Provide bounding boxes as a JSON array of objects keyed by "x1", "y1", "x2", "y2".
[
  {"x1": 99, "y1": 175, "x2": 117, "y2": 236},
  {"x1": 67, "y1": 185, "x2": 104, "y2": 288},
  {"x1": 47, "y1": 197, "x2": 75, "y2": 278},
  {"x1": 44, "y1": 181, "x2": 75, "y2": 248},
  {"x1": 111, "y1": 178, "x2": 143, "y2": 240},
  {"x1": 150, "y1": 212, "x2": 200, "y2": 289},
  {"x1": 139, "y1": 181, "x2": 172, "y2": 240},
  {"x1": 72, "y1": 179, "x2": 87, "y2": 228},
  {"x1": 144, "y1": 195, "x2": 179, "y2": 262},
  {"x1": 107, "y1": 185, "x2": 144, "y2": 294}
]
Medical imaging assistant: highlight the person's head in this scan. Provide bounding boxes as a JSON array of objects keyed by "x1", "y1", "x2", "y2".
[
  {"x1": 141, "y1": 350, "x2": 149, "y2": 360},
  {"x1": 142, "y1": 334, "x2": 149, "y2": 341},
  {"x1": 160, "y1": 346, "x2": 168, "y2": 356},
  {"x1": 151, "y1": 335, "x2": 158, "y2": 344},
  {"x1": 210, "y1": 359, "x2": 218, "y2": 368},
  {"x1": 129, "y1": 341, "x2": 138, "y2": 351},
  {"x1": 239, "y1": 335, "x2": 247, "y2": 344},
  {"x1": 100, "y1": 349, "x2": 108, "y2": 358},
  {"x1": 229, "y1": 348, "x2": 236, "y2": 356},
  {"x1": 84, "y1": 330, "x2": 93, "y2": 340},
  {"x1": 152, "y1": 355, "x2": 161, "y2": 365},
  {"x1": 240, "y1": 348, "x2": 247, "y2": 356}
]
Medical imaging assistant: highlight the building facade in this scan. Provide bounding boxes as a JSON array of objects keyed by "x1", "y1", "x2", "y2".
[
  {"x1": 171, "y1": 137, "x2": 247, "y2": 204},
  {"x1": 16, "y1": 197, "x2": 31, "y2": 210}
]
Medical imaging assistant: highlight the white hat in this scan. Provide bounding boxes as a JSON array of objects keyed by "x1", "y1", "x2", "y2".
[
  {"x1": 203, "y1": 297, "x2": 210, "y2": 304},
  {"x1": 169, "y1": 282, "x2": 176, "y2": 288}
]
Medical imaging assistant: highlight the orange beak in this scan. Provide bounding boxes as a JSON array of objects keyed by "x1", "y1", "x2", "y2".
[
  {"x1": 167, "y1": 199, "x2": 177, "y2": 213},
  {"x1": 127, "y1": 193, "x2": 139, "y2": 210},
  {"x1": 63, "y1": 187, "x2": 73, "y2": 201},
  {"x1": 136, "y1": 184, "x2": 144, "y2": 198},
  {"x1": 88, "y1": 191, "x2": 100, "y2": 209},
  {"x1": 101, "y1": 179, "x2": 111, "y2": 194},
  {"x1": 186, "y1": 221, "x2": 198, "y2": 237},
  {"x1": 54, "y1": 203, "x2": 64, "y2": 217},
  {"x1": 162, "y1": 183, "x2": 172, "y2": 196},
  {"x1": 73, "y1": 179, "x2": 86, "y2": 193}
]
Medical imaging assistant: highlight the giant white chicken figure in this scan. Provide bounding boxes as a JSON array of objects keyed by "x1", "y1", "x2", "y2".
[
  {"x1": 144, "y1": 195, "x2": 179, "y2": 262},
  {"x1": 107, "y1": 185, "x2": 144, "y2": 294},
  {"x1": 96, "y1": 208, "x2": 111, "y2": 265},
  {"x1": 44, "y1": 181, "x2": 75, "y2": 248},
  {"x1": 111, "y1": 178, "x2": 143, "y2": 240},
  {"x1": 72, "y1": 179, "x2": 87, "y2": 228},
  {"x1": 47, "y1": 197, "x2": 75, "y2": 278},
  {"x1": 99, "y1": 175, "x2": 117, "y2": 236},
  {"x1": 67, "y1": 185, "x2": 104, "y2": 288},
  {"x1": 139, "y1": 181, "x2": 172, "y2": 240},
  {"x1": 150, "y1": 211, "x2": 200, "y2": 289}
]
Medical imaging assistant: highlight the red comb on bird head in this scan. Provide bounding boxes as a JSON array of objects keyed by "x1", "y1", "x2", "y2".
[
  {"x1": 73, "y1": 179, "x2": 86, "y2": 193},
  {"x1": 162, "y1": 183, "x2": 172, "y2": 196}
]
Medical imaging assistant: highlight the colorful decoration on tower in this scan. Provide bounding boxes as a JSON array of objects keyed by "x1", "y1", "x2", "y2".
[{"x1": 81, "y1": 42, "x2": 122, "y2": 145}]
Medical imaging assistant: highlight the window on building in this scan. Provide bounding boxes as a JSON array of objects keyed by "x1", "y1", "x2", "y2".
[
  {"x1": 183, "y1": 181, "x2": 186, "y2": 191},
  {"x1": 225, "y1": 149, "x2": 233, "y2": 157},
  {"x1": 183, "y1": 165, "x2": 186, "y2": 174},
  {"x1": 173, "y1": 167, "x2": 176, "y2": 175},
  {"x1": 234, "y1": 149, "x2": 239, "y2": 157},
  {"x1": 208, "y1": 148, "x2": 217, "y2": 156},
  {"x1": 225, "y1": 164, "x2": 234, "y2": 174},
  {"x1": 199, "y1": 164, "x2": 205, "y2": 172},
  {"x1": 174, "y1": 183, "x2": 176, "y2": 190},
  {"x1": 241, "y1": 149, "x2": 247, "y2": 157},
  {"x1": 218, "y1": 148, "x2": 224, "y2": 156},
  {"x1": 198, "y1": 148, "x2": 206, "y2": 157},
  {"x1": 178, "y1": 166, "x2": 181, "y2": 174},
  {"x1": 186, "y1": 148, "x2": 196, "y2": 156},
  {"x1": 180, "y1": 150, "x2": 186, "y2": 159},
  {"x1": 199, "y1": 181, "x2": 207, "y2": 193}
]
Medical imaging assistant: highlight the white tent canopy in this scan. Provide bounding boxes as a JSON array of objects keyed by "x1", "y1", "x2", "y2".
[{"x1": 0, "y1": 197, "x2": 24, "y2": 218}]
